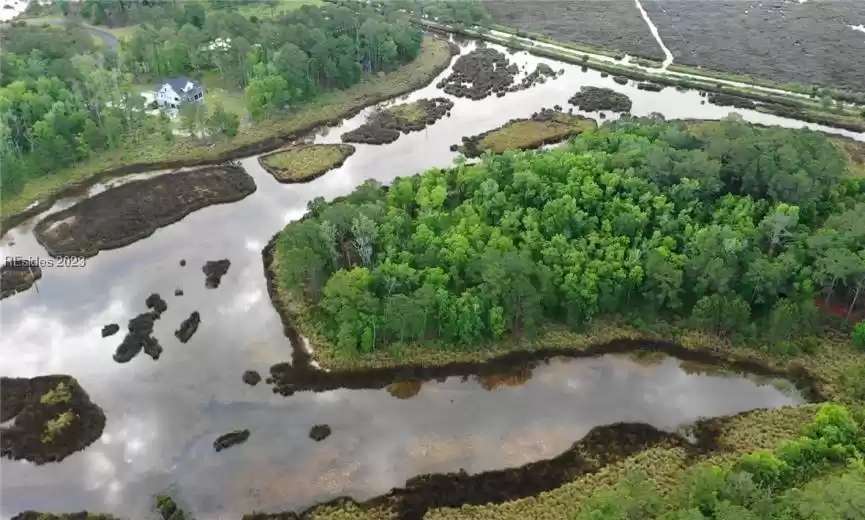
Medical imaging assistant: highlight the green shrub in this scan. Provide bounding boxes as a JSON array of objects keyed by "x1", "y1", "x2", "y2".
[{"x1": 853, "y1": 321, "x2": 865, "y2": 350}]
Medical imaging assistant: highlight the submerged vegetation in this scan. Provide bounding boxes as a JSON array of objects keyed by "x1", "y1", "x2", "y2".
[
  {"x1": 273, "y1": 117, "x2": 865, "y2": 372},
  {"x1": 260, "y1": 144, "x2": 356, "y2": 182}
]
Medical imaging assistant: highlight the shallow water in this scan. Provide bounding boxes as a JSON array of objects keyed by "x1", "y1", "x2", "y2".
[
  {"x1": 0, "y1": 38, "x2": 852, "y2": 519},
  {"x1": 1, "y1": 354, "x2": 801, "y2": 518}
]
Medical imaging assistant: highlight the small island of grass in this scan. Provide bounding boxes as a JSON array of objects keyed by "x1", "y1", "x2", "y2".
[
  {"x1": 458, "y1": 109, "x2": 596, "y2": 157},
  {"x1": 259, "y1": 144, "x2": 356, "y2": 183}
]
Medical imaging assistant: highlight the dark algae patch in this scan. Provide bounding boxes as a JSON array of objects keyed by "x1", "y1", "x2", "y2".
[
  {"x1": 0, "y1": 262, "x2": 42, "y2": 300},
  {"x1": 568, "y1": 86, "x2": 632, "y2": 112},
  {"x1": 458, "y1": 109, "x2": 596, "y2": 157},
  {"x1": 114, "y1": 312, "x2": 162, "y2": 363},
  {"x1": 174, "y1": 311, "x2": 201, "y2": 344},
  {"x1": 32, "y1": 164, "x2": 256, "y2": 258},
  {"x1": 436, "y1": 48, "x2": 518, "y2": 100},
  {"x1": 309, "y1": 424, "x2": 332, "y2": 442},
  {"x1": 213, "y1": 429, "x2": 250, "y2": 452},
  {"x1": 101, "y1": 323, "x2": 119, "y2": 337},
  {"x1": 145, "y1": 293, "x2": 168, "y2": 314},
  {"x1": 259, "y1": 144, "x2": 356, "y2": 183},
  {"x1": 1, "y1": 375, "x2": 105, "y2": 465},
  {"x1": 203, "y1": 259, "x2": 230, "y2": 288},
  {"x1": 708, "y1": 93, "x2": 757, "y2": 110},
  {"x1": 341, "y1": 97, "x2": 455, "y2": 145},
  {"x1": 242, "y1": 370, "x2": 262, "y2": 386}
]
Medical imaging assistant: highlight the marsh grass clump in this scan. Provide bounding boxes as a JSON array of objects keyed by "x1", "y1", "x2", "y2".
[
  {"x1": 568, "y1": 86, "x2": 632, "y2": 112},
  {"x1": 2, "y1": 375, "x2": 105, "y2": 464},
  {"x1": 41, "y1": 411, "x2": 75, "y2": 444},
  {"x1": 259, "y1": 144, "x2": 356, "y2": 183},
  {"x1": 340, "y1": 97, "x2": 454, "y2": 145},
  {"x1": 155, "y1": 494, "x2": 189, "y2": 520},
  {"x1": 40, "y1": 382, "x2": 72, "y2": 405}
]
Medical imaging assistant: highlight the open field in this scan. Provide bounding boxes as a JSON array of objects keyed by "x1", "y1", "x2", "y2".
[
  {"x1": 481, "y1": 0, "x2": 664, "y2": 61},
  {"x1": 643, "y1": 0, "x2": 865, "y2": 93}
]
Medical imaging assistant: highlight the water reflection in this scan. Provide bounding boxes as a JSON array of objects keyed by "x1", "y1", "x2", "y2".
[{"x1": 0, "y1": 37, "x2": 842, "y2": 520}]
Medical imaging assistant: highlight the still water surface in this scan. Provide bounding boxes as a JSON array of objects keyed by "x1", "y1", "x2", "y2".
[{"x1": 0, "y1": 37, "x2": 848, "y2": 518}]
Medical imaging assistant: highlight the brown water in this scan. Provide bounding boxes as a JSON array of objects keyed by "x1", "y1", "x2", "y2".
[{"x1": 0, "y1": 37, "x2": 847, "y2": 519}]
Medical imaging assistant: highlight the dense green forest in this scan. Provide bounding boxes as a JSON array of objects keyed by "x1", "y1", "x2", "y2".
[
  {"x1": 0, "y1": 1, "x2": 422, "y2": 199},
  {"x1": 0, "y1": 22, "x2": 171, "y2": 197},
  {"x1": 275, "y1": 118, "x2": 865, "y2": 355},
  {"x1": 572, "y1": 404, "x2": 865, "y2": 520}
]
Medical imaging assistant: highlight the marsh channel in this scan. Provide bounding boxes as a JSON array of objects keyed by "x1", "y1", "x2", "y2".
[{"x1": 1, "y1": 36, "x2": 858, "y2": 519}]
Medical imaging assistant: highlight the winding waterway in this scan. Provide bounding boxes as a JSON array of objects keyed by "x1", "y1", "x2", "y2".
[
  {"x1": 634, "y1": 0, "x2": 675, "y2": 70},
  {"x1": 0, "y1": 37, "x2": 858, "y2": 519}
]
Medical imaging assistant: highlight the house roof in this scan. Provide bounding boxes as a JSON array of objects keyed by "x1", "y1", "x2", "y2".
[{"x1": 162, "y1": 76, "x2": 199, "y2": 94}]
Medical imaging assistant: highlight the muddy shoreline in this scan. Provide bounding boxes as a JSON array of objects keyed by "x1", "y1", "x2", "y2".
[
  {"x1": 32, "y1": 165, "x2": 256, "y2": 258},
  {"x1": 244, "y1": 412, "x2": 759, "y2": 520},
  {"x1": 258, "y1": 144, "x2": 357, "y2": 183},
  {"x1": 261, "y1": 238, "x2": 824, "y2": 402},
  {"x1": 0, "y1": 37, "x2": 458, "y2": 238}
]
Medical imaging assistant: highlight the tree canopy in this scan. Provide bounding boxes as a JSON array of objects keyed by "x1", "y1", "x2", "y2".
[{"x1": 275, "y1": 118, "x2": 865, "y2": 355}]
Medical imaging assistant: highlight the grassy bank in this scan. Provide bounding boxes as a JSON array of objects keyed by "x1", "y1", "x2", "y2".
[
  {"x1": 259, "y1": 144, "x2": 356, "y2": 183},
  {"x1": 464, "y1": 112, "x2": 596, "y2": 155},
  {"x1": 0, "y1": 37, "x2": 453, "y2": 229}
]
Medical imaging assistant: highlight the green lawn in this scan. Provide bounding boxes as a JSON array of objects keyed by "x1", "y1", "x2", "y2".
[{"x1": 199, "y1": 71, "x2": 247, "y2": 118}]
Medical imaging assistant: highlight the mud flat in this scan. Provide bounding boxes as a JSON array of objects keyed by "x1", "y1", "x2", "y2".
[
  {"x1": 258, "y1": 144, "x2": 356, "y2": 183},
  {"x1": 481, "y1": 0, "x2": 665, "y2": 61},
  {"x1": 341, "y1": 97, "x2": 455, "y2": 145},
  {"x1": 568, "y1": 86, "x2": 633, "y2": 113},
  {"x1": 1, "y1": 375, "x2": 105, "y2": 465},
  {"x1": 436, "y1": 48, "x2": 518, "y2": 100},
  {"x1": 642, "y1": 0, "x2": 865, "y2": 93},
  {"x1": 457, "y1": 109, "x2": 596, "y2": 157},
  {"x1": 0, "y1": 262, "x2": 42, "y2": 300},
  {"x1": 32, "y1": 164, "x2": 256, "y2": 258}
]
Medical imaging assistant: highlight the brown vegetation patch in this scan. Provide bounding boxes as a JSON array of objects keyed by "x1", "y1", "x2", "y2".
[
  {"x1": 341, "y1": 98, "x2": 455, "y2": 145},
  {"x1": 568, "y1": 86, "x2": 633, "y2": 112},
  {"x1": 33, "y1": 164, "x2": 256, "y2": 258},
  {"x1": 436, "y1": 48, "x2": 518, "y2": 100}
]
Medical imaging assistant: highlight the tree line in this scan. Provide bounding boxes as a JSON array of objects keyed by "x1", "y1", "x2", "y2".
[
  {"x1": 0, "y1": 22, "x2": 173, "y2": 197},
  {"x1": 275, "y1": 118, "x2": 865, "y2": 355},
  {"x1": 0, "y1": 2, "x2": 423, "y2": 198},
  {"x1": 117, "y1": 2, "x2": 422, "y2": 120}
]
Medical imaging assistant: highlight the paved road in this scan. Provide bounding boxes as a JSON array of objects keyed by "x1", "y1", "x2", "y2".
[{"x1": 43, "y1": 19, "x2": 119, "y2": 52}]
